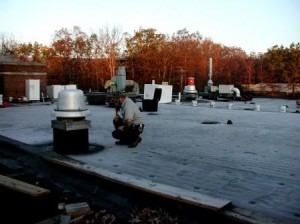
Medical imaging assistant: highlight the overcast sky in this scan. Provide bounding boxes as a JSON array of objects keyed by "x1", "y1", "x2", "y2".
[{"x1": 0, "y1": 0, "x2": 299, "y2": 54}]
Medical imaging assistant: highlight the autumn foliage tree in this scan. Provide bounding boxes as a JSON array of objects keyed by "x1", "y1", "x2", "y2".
[
  {"x1": 264, "y1": 43, "x2": 300, "y2": 84},
  {"x1": 125, "y1": 28, "x2": 170, "y2": 85},
  {"x1": 47, "y1": 26, "x2": 123, "y2": 90},
  {"x1": 1, "y1": 27, "x2": 299, "y2": 96}
]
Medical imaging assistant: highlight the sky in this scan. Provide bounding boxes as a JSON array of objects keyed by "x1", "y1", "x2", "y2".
[{"x1": 0, "y1": 0, "x2": 299, "y2": 54}]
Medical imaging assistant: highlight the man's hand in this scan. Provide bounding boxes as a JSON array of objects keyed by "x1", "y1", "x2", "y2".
[
  {"x1": 125, "y1": 119, "x2": 132, "y2": 127},
  {"x1": 117, "y1": 125, "x2": 125, "y2": 131}
]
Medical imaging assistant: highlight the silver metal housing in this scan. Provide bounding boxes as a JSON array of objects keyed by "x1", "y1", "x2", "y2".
[
  {"x1": 52, "y1": 89, "x2": 90, "y2": 118},
  {"x1": 183, "y1": 85, "x2": 198, "y2": 94}
]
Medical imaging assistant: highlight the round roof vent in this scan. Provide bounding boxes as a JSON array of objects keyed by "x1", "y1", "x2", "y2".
[{"x1": 52, "y1": 89, "x2": 90, "y2": 118}]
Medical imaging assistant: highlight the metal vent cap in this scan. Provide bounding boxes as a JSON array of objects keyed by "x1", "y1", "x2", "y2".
[{"x1": 52, "y1": 89, "x2": 90, "y2": 118}]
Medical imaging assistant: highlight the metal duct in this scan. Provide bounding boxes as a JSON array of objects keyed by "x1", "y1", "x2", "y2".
[{"x1": 232, "y1": 87, "x2": 241, "y2": 97}]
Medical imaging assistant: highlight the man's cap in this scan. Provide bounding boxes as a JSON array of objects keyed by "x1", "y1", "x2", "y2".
[
  {"x1": 113, "y1": 91, "x2": 126, "y2": 98},
  {"x1": 113, "y1": 91, "x2": 121, "y2": 98}
]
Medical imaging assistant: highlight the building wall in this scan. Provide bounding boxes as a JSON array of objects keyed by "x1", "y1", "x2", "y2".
[
  {"x1": 0, "y1": 58, "x2": 47, "y2": 99},
  {"x1": 3, "y1": 74, "x2": 47, "y2": 99}
]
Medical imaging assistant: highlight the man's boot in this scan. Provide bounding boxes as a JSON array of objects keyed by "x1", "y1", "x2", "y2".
[{"x1": 128, "y1": 137, "x2": 142, "y2": 148}]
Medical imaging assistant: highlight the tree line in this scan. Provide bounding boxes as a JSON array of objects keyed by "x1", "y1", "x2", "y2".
[{"x1": 1, "y1": 26, "x2": 299, "y2": 93}]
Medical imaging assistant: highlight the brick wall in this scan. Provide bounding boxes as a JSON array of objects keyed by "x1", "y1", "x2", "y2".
[
  {"x1": 3, "y1": 74, "x2": 47, "y2": 99},
  {"x1": 0, "y1": 61, "x2": 47, "y2": 99}
]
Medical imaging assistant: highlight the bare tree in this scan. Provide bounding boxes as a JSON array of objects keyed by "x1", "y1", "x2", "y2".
[
  {"x1": 0, "y1": 33, "x2": 18, "y2": 55},
  {"x1": 92, "y1": 26, "x2": 124, "y2": 78}
]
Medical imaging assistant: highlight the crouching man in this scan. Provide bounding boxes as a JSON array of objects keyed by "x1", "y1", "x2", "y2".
[{"x1": 112, "y1": 94, "x2": 144, "y2": 148}]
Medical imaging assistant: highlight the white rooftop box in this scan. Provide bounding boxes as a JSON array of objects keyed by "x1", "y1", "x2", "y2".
[
  {"x1": 47, "y1": 85, "x2": 77, "y2": 99},
  {"x1": 218, "y1": 85, "x2": 234, "y2": 94},
  {"x1": 144, "y1": 84, "x2": 173, "y2": 103},
  {"x1": 26, "y1": 79, "x2": 40, "y2": 101}
]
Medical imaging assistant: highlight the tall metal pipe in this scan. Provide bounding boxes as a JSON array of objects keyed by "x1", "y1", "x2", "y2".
[{"x1": 207, "y1": 57, "x2": 213, "y2": 86}]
